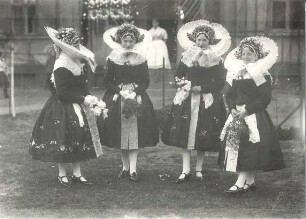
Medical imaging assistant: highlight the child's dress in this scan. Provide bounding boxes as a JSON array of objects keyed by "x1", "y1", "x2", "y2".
[
  {"x1": 29, "y1": 53, "x2": 99, "y2": 163},
  {"x1": 162, "y1": 49, "x2": 226, "y2": 152},
  {"x1": 218, "y1": 73, "x2": 285, "y2": 172},
  {"x1": 97, "y1": 50, "x2": 159, "y2": 149}
]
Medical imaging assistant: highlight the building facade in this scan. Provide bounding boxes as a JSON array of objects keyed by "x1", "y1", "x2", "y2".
[{"x1": 0, "y1": 0, "x2": 303, "y2": 87}]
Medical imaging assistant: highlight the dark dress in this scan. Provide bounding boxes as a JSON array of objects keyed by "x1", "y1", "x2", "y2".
[
  {"x1": 97, "y1": 59, "x2": 159, "y2": 149},
  {"x1": 218, "y1": 76, "x2": 285, "y2": 171},
  {"x1": 162, "y1": 60, "x2": 227, "y2": 151},
  {"x1": 29, "y1": 67, "x2": 97, "y2": 163}
]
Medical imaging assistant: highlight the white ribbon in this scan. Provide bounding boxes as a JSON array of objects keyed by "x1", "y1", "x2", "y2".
[
  {"x1": 72, "y1": 103, "x2": 85, "y2": 127},
  {"x1": 202, "y1": 93, "x2": 214, "y2": 109}
]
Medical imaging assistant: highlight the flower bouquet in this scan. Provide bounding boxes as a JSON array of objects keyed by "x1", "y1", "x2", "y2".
[
  {"x1": 224, "y1": 119, "x2": 248, "y2": 150},
  {"x1": 119, "y1": 89, "x2": 142, "y2": 119},
  {"x1": 170, "y1": 77, "x2": 192, "y2": 105},
  {"x1": 86, "y1": 95, "x2": 108, "y2": 119}
]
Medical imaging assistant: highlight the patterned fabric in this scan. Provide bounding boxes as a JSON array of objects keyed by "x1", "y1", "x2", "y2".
[
  {"x1": 162, "y1": 60, "x2": 226, "y2": 151},
  {"x1": 218, "y1": 76, "x2": 285, "y2": 172},
  {"x1": 97, "y1": 60, "x2": 159, "y2": 149},
  {"x1": 29, "y1": 68, "x2": 97, "y2": 163}
]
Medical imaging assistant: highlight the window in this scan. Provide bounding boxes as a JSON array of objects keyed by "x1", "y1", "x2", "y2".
[
  {"x1": 271, "y1": 0, "x2": 305, "y2": 30},
  {"x1": 13, "y1": 0, "x2": 37, "y2": 35},
  {"x1": 272, "y1": 1, "x2": 286, "y2": 29},
  {"x1": 289, "y1": 1, "x2": 305, "y2": 29}
]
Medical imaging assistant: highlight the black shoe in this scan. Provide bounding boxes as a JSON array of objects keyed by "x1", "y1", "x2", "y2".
[
  {"x1": 72, "y1": 175, "x2": 93, "y2": 185},
  {"x1": 195, "y1": 171, "x2": 203, "y2": 181},
  {"x1": 130, "y1": 172, "x2": 139, "y2": 182},
  {"x1": 57, "y1": 176, "x2": 71, "y2": 187},
  {"x1": 175, "y1": 173, "x2": 191, "y2": 184},
  {"x1": 243, "y1": 183, "x2": 256, "y2": 192},
  {"x1": 225, "y1": 185, "x2": 245, "y2": 194},
  {"x1": 118, "y1": 169, "x2": 130, "y2": 179}
]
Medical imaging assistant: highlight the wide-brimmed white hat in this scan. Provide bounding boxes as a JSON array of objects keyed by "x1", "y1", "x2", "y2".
[
  {"x1": 177, "y1": 19, "x2": 231, "y2": 56},
  {"x1": 45, "y1": 26, "x2": 97, "y2": 72}
]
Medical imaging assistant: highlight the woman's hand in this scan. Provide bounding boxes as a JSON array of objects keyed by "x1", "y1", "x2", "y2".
[
  {"x1": 119, "y1": 90, "x2": 130, "y2": 100},
  {"x1": 192, "y1": 86, "x2": 201, "y2": 93},
  {"x1": 127, "y1": 92, "x2": 136, "y2": 100},
  {"x1": 231, "y1": 109, "x2": 239, "y2": 117},
  {"x1": 234, "y1": 109, "x2": 248, "y2": 121},
  {"x1": 84, "y1": 95, "x2": 93, "y2": 106}
]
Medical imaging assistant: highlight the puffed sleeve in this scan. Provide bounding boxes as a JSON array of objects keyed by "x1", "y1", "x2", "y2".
[
  {"x1": 201, "y1": 62, "x2": 226, "y2": 93},
  {"x1": 103, "y1": 59, "x2": 121, "y2": 94},
  {"x1": 134, "y1": 61, "x2": 150, "y2": 95},
  {"x1": 176, "y1": 60, "x2": 188, "y2": 79},
  {"x1": 54, "y1": 68, "x2": 85, "y2": 104},
  {"x1": 226, "y1": 80, "x2": 237, "y2": 111},
  {"x1": 245, "y1": 76, "x2": 272, "y2": 115},
  {"x1": 162, "y1": 28, "x2": 168, "y2": 40}
]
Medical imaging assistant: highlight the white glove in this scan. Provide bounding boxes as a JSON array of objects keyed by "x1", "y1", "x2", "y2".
[
  {"x1": 128, "y1": 92, "x2": 136, "y2": 100},
  {"x1": 84, "y1": 95, "x2": 93, "y2": 106},
  {"x1": 119, "y1": 90, "x2": 130, "y2": 100}
]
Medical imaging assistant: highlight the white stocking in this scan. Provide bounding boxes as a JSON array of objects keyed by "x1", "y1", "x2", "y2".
[
  {"x1": 120, "y1": 150, "x2": 130, "y2": 171},
  {"x1": 129, "y1": 150, "x2": 138, "y2": 174}
]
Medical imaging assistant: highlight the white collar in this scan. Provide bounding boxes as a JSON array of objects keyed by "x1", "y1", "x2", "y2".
[
  {"x1": 181, "y1": 46, "x2": 222, "y2": 68},
  {"x1": 226, "y1": 62, "x2": 271, "y2": 86},
  {"x1": 107, "y1": 48, "x2": 147, "y2": 66},
  {"x1": 53, "y1": 52, "x2": 84, "y2": 76}
]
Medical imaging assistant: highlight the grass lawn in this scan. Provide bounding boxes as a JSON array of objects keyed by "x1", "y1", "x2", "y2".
[{"x1": 0, "y1": 111, "x2": 304, "y2": 218}]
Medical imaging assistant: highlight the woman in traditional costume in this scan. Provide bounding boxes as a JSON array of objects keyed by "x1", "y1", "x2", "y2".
[
  {"x1": 98, "y1": 23, "x2": 159, "y2": 182},
  {"x1": 29, "y1": 27, "x2": 104, "y2": 187},
  {"x1": 219, "y1": 36, "x2": 285, "y2": 193},
  {"x1": 162, "y1": 20, "x2": 231, "y2": 183}
]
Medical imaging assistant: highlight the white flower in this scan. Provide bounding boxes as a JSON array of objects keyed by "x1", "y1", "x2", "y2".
[
  {"x1": 92, "y1": 106, "x2": 102, "y2": 116},
  {"x1": 103, "y1": 109, "x2": 108, "y2": 119},
  {"x1": 97, "y1": 100, "x2": 106, "y2": 108}
]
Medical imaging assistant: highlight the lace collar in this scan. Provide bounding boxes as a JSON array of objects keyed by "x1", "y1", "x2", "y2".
[
  {"x1": 181, "y1": 46, "x2": 222, "y2": 68},
  {"x1": 107, "y1": 48, "x2": 147, "y2": 66},
  {"x1": 226, "y1": 63, "x2": 272, "y2": 86},
  {"x1": 53, "y1": 52, "x2": 84, "y2": 76}
]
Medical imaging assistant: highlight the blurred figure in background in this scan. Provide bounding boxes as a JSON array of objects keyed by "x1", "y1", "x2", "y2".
[
  {"x1": 147, "y1": 18, "x2": 171, "y2": 83},
  {"x1": 0, "y1": 52, "x2": 9, "y2": 98}
]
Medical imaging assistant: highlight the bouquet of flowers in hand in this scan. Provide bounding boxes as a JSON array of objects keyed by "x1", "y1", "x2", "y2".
[
  {"x1": 122, "y1": 98, "x2": 141, "y2": 119},
  {"x1": 86, "y1": 95, "x2": 108, "y2": 118},
  {"x1": 224, "y1": 119, "x2": 248, "y2": 150},
  {"x1": 170, "y1": 77, "x2": 192, "y2": 105}
]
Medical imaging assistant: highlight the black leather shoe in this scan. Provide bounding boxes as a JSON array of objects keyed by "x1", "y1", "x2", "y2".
[
  {"x1": 243, "y1": 183, "x2": 256, "y2": 192},
  {"x1": 118, "y1": 169, "x2": 130, "y2": 179},
  {"x1": 72, "y1": 175, "x2": 93, "y2": 185},
  {"x1": 225, "y1": 185, "x2": 245, "y2": 194},
  {"x1": 175, "y1": 173, "x2": 191, "y2": 184},
  {"x1": 58, "y1": 176, "x2": 71, "y2": 187},
  {"x1": 130, "y1": 172, "x2": 139, "y2": 182}
]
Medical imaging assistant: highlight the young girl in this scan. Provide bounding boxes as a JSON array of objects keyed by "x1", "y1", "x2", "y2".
[
  {"x1": 162, "y1": 20, "x2": 231, "y2": 183},
  {"x1": 219, "y1": 36, "x2": 285, "y2": 193},
  {"x1": 98, "y1": 23, "x2": 159, "y2": 182},
  {"x1": 29, "y1": 27, "x2": 103, "y2": 187}
]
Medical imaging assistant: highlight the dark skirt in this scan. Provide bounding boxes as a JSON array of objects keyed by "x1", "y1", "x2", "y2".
[
  {"x1": 97, "y1": 91, "x2": 159, "y2": 149},
  {"x1": 0, "y1": 71, "x2": 9, "y2": 88},
  {"x1": 218, "y1": 110, "x2": 286, "y2": 172},
  {"x1": 161, "y1": 92, "x2": 226, "y2": 151},
  {"x1": 29, "y1": 95, "x2": 97, "y2": 163}
]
